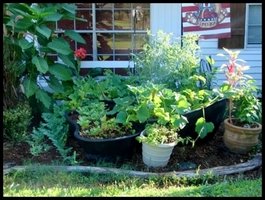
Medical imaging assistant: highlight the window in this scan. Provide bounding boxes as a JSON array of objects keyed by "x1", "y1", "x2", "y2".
[
  {"x1": 56, "y1": 3, "x2": 150, "y2": 63},
  {"x1": 246, "y1": 3, "x2": 262, "y2": 45},
  {"x1": 218, "y1": 3, "x2": 262, "y2": 49}
]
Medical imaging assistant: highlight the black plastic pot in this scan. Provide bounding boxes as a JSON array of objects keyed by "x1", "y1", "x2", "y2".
[
  {"x1": 179, "y1": 98, "x2": 227, "y2": 142},
  {"x1": 74, "y1": 124, "x2": 141, "y2": 162},
  {"x1": 65, "y1": 111, "x2": 79, "y2": 138}
]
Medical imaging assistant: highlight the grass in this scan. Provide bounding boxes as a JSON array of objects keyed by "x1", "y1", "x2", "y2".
[{"x1": 3, "y1": 165, "x2": 262, "y2": 197}]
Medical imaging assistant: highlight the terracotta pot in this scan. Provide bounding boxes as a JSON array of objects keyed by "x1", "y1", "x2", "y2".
[{"x1": 223, "y1": 118, "x2": 262, "y2": 154}]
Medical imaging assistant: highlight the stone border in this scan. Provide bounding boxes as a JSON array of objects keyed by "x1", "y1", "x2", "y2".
[{"x1": 4, "y1": 153, "x2": 262, "y2": 178}]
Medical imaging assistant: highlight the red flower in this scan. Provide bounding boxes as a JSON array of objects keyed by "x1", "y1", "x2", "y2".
[
  {"x1": 74, "y1": 48, "x2": 87, "y2": 60},
  {"x1": 227, "y1": 64, "x2": 234, "y2": 73}
]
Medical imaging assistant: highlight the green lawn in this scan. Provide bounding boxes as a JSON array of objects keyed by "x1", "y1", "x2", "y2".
[{"x1": 3, "y1": 166, "x2": 262, "y2": 197}]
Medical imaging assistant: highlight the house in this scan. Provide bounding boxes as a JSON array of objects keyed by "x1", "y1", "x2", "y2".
[{"x1": 46, "y1": 3, "x2": 262, "y2": 93}]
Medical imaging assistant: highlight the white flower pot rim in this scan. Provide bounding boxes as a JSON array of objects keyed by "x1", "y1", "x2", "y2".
[{"x1": 140, "y1": 131, "x2": 177, "y2": 147}]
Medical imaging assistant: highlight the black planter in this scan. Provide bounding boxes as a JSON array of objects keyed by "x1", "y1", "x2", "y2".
[
  {"x1": 74, "y1": 124, "x2": 141, "y2": 162},
  {"x1": 65, "y1": 111, "x2": 79, "y2": 138},
  {"x1": 179, "y1": 98, "x2": 227, "y2": 142}
]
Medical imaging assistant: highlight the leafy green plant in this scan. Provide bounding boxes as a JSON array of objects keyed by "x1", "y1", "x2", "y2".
[
  {"x1": 3, "y1": 101, "x2": 32, "y2": 143},
  {"x1": 218, "y1": 48, "x2": 262, "y2": 126},
  {"x1": 65, "y1": 76, "x2": 100, "y2": 111},
  {"x1": 132, "y1": 30, "x2": 206, "y2": 91},
  {"x1": 4, "y1": 3, "x2": 86, "y2": 109},
  {"x1": 97, "y1": 70, "x2": 136, "y2": 101},
  {"x1": 110, "y1": 82, "x2": 214, "y2": 145},
  {"x1": 77, "y1": 101, "x2": 135, "y2": 139},
  {"x1": 136, "y1": 123, "x2": 191, "y2": 145},
  {"x1": 27, "y1": 104, "x2": 77, "y2": 164}
]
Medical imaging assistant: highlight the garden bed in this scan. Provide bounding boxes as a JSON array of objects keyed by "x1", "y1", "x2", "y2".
[{"x1": 3, "y1": 122, "x2": 262, "y2": 175}]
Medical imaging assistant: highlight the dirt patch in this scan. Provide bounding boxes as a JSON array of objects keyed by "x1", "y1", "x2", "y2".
[{"x1": 3, "y1": 122, "x2": 262, "y2": 177}]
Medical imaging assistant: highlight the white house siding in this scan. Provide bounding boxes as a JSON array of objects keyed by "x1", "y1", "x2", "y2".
[
  {"x1": 150, "y1": 3, "x2": 262, "y2": 91},
  {"x1": 150, "y1": 3, "x2": 182, "y2": 37},
  {"x1": 199, "y1": 39, "x2": 262, "y2": 90}
]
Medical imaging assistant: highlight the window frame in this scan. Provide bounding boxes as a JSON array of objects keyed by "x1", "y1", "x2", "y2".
[
  {"x1": 55, "y1": 3, "x2": 150, "y2": 69},
  {"x1": 244, "y1": 3, "x2": 262, "y2": 49}
]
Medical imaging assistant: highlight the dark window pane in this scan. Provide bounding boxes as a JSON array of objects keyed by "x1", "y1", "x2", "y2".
[
  {"x1": 133, "y1": 3, "x2": 150, "y2": 9},
  {"x1": 135, "y1": 9, "x2": 150, "y2": 30},
  {"x1": 114, "y1": 3, "x2": 131, "y2": 9},
  {"x1": 58, "y1": 19, "x2": 74, "y2": 30},
  {"x1": 76, "y1": 3, "x2": 92, "y2": 8},
  {"x1": 84, "y1": 55, "x2": 93, "y2": 60},
  {"x1": 76, "y1": 10, "x2": 92, "y2": 30},
  {"x1": 97, "y1": 55, "x2": 114, "y2": 61},
  {"x1": 96, "y1": 10, "x2": 113, "y2": 30},
  {"x1": 96, "y1": 3, "x2": 113, "y2": 9},
  {"x1": 114, "y1": 34, "x2": 131, "y2": 54},
  {"x1": 114, "y1": 55, "x2": 130, "y2": 61},
  {"x1": 248, "y1": 5, "x2": 261, "y2": 25},
  {"x1": 77, "y1": 33, "x2": 93, "y2": 54},
  {"x1": 248, "y1": 26, "x2": 262, "y2": 44},
  {"x1": 114, "y1": 10, "x2": 132, "y2": 30},
  {"x1": 97, "y1": 33, "x2": 113, "y2": 54}
]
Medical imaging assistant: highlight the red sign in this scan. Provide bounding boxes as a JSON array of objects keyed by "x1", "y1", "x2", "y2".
[{"x1": 182, "y1": 3, "x2": 231, "y2": 39}]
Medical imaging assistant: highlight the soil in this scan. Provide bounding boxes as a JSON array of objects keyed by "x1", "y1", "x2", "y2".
[{"x1": 3, "y1": 122, "x2": 262, "y2": 177}]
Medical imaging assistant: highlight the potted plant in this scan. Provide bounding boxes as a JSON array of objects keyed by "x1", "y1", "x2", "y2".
[
  {"x1": 110, "y1": 82, "x2": 215, "y2": 167},
  {"x1": 73, "y1": 100, "x2": 140, "y2": 162},
  {"x1": 218, "y1": 48, "x2": 262, "y2": 154},
  {"x1": 131, "y1": 31, "x2": 227, "y2": 141},
  {"x1": 65, "y1": 71, "x2": 138, "y2": 136},
  {"x1": 136, "y1": 123, "x2": 191, "y2": 167},
  {"x1": 64, "y1": 75, "x2": 100, "y2": 137}
]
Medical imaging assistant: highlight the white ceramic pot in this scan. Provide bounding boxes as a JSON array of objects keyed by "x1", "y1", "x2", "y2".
[{"x1": 140, "y1": 131, "x2": 177, "y2": 167}]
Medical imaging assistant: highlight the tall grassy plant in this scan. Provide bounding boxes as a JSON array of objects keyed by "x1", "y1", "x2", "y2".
[{"x1": 132, "y1": 31, "x2": 203, "y2": 91}]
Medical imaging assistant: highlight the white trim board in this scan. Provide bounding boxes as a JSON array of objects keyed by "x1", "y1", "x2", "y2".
[{"x1": 80, "y1": 61, "x2": 135, "y2": 68}]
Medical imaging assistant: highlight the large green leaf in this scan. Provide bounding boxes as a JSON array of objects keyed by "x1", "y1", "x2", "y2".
[
  {"x1": 64, "y1": 30, "x2": 86, "y2": 44},
  {"x1": 48, "y1": 75, "x2": 64, "y2": 93},
  {"x1": 47, "y1": 38, "x2": 72, "y2": 55},
  {"x1": 195, "y1": 117, "x2": 214, "y2": 139},
  {"x1": 62, "y1": 3, "x2": 76, "y2": 15},
  {"x1": 7, "y1": 3, "x2": 33, "y2": 17},
  {"x1": 154, "y1": 107, "x2": 170, "y2": 123},
  {"x1": 136, "y1": 104, "x2": 150, "y2": 123},
  {"x1": 115, "y1": 111, "x2": 127, "y2": 124},
  {"x1": 15, "y1": 17, "x2": 34, "y2": 31},
  {"x1": 35, "y1": 89, "x2": 52, "y2": 109},
  {"x1": 32, "y1": 56, "x2": 49, "y2": 74},
  {"x1": 49, "y1": 63, "x2": 73, "y2": 81},
  {"x1": 43, "y1": 13, "x2": 63, "y2": 21},
  {"x1": 18, "y1": 38, "x2": 33, "y2": 50},
  {"x1": 35, "y1": 25, "x2": 52, "y2": 39},
  {"x1": 171, "y1": 115, "x2": 188, "y2": 130},
  {"x1": 58, "y1": 54, "x2": 76, "y2": 69},
  {"x1": 22, "y1": 77, "x2": 38, "y2": 98}
]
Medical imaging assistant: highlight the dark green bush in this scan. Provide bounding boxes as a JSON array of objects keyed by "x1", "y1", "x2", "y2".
[{"x1": 3, "y1": 101, "x2": 32, "y2": 143}]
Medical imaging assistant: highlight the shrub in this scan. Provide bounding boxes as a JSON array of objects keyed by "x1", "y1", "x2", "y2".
[{"x1": 3, "y1": 101, "x2": 32, "y2": 143}]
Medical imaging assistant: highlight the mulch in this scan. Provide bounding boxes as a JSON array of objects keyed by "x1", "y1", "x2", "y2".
[{"x1": 3, "y1": 122, "x2": 262, "y2": 177}]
